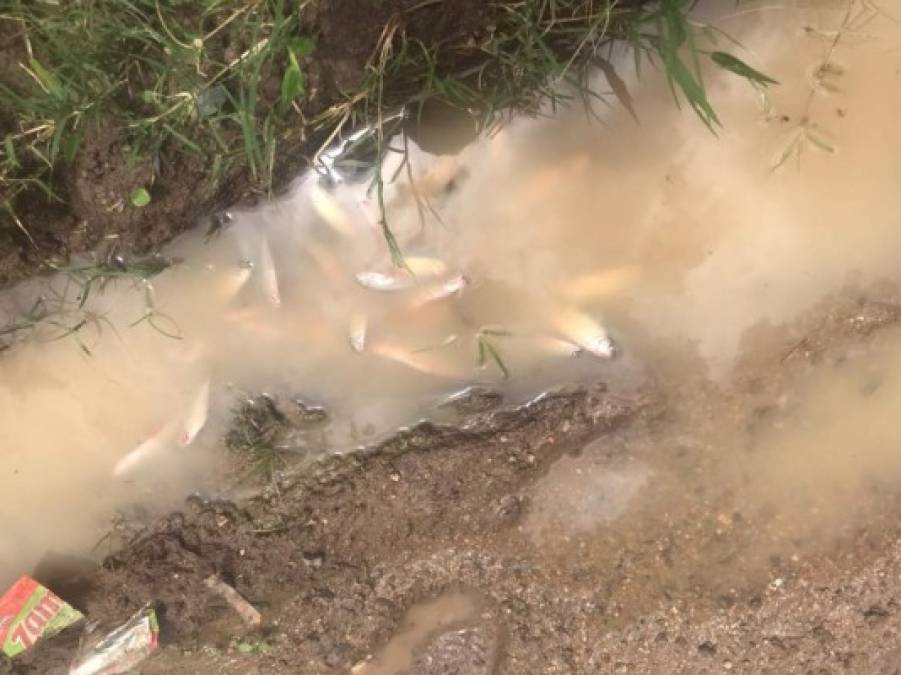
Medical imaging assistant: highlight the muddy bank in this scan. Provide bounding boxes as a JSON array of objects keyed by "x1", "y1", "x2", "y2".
[{"x1": 7, "y1": 289, "x2": 901, "y2": 674}]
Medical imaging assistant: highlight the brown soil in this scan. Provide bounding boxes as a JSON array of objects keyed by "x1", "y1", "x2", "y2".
[
  {"x1": 5, "y1": 290, "x2": 901, "y2": 674},
  {"x1": 0, "y1": 0, "x2": 494, "y2": 287}
]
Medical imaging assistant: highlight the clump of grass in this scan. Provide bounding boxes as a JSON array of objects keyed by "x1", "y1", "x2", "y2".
[
  {"x1": 0, "y1": 0, "x2": 315, "y2": 235},
  {"x1": 225, "y1": 395, "x2": 293, "y2": 483}
]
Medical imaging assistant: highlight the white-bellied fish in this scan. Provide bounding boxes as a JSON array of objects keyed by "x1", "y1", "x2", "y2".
[
  {"x1": 180, "y1": 379, "x2": 211, "y2": 446},
  {"x1": 531, "y1": 335, "x2": 583, "y2": 357},
  {"x1": 406, "y1": 274, "x2": 468, "y2": 309},
  {"x1": 259, "y1": 237, "x2": 281, "y2": 306},
  {"x1": 405, "y1": 256, "x2": 449, "y2": 278},
  {"x1": 549, "y1": 307, "x2": 616, "y2": 358},
  {"x1": 349, "y1": 312, "x2": 367, "y2": 353},
  {"x1": 113, "y1": 421, "x2": 179, "y2": 477},
  {"x1": 310, "y1": 183, "x2": 355, "y2": 237},
  {"x1": 372, "y1": 342, "x2": 468, "y2": 378},
  {"x1": 355, "y1": 271, "x2": 415, "y2": 291},
  {"x1": 556, "y1": 265, "x2": 640, "y2": 303},
  {"x1": 214, "y1": 261, "x2": 253, "y2": 303}
]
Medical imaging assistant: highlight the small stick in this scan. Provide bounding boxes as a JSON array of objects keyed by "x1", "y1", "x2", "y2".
[{"x1": 204, "y1": 575, "x2": 262, "y2": 626}]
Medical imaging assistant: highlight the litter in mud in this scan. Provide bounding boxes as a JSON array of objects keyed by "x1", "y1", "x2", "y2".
[
  {"x1": 0, "y1": 576, "x2": 83, "y2": 658},
  {"x1": 69, "y1": 604, "x2": 159, "y2": 675}
]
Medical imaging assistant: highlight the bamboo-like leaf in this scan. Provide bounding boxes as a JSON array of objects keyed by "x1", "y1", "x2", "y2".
[{"x1": 711, "y1": 51, "x2": 779, "y2": 86}]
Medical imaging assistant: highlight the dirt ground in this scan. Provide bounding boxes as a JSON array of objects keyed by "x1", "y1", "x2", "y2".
[{"x1": 4, "y1": 288, "x2": 901, "y2": 674}]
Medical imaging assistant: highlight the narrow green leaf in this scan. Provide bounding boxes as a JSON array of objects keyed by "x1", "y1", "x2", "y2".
[
  {"x1": 804, "y1": 128, "x2": 835, "y2": 154},
  {"x1": 711, "y1": 51, "x2": 779, "y2": 86},
  {"x1": 28, "y1": 58, "x2": 64, "y2": 99},
  {"x1": 280, "y1": 51, "x2": 305, "y2": 106},
  {"x1": 288, "y1": 37, "x2": 316, "y2": 58},
  {"x1": 3, "y1": 138, "x2": 17, "y2": 169},
  {"x1": 130, "y1": 187, "x2": 151, "y2": 207},
  {"x1": 595, "y1": 57, "x2": 639, "y2": 123},
  {"x1": 483, "y1": 339, "x2": 510, "y2": 379}
]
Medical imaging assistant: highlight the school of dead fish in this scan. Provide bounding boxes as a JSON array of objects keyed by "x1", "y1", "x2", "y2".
[{"x1": 112, "y1": 151, "x2": 632, "y2": 478}]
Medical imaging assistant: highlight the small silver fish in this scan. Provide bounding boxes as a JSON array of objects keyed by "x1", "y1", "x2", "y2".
[
  {"x1": 180, "y1": 379, "x2": 211, "y2": 446},
  {"x1": 113, "y1": 421, "x2": 178, "y2": 477},
  {"x1": 404, "y1": 256, "x2": 449, "y2": 278},
  {"x1": 355, "y1": 271, "x2": 415, "y2": 291},
  {"x1": 549, "y1": 307, "x2": 616, "y2": 358},
  {"x1": 259, "y1": 238, "x2": 281, "y2": 306},
  {"x1": 310, "y1": 183, "x2": 355, "y2": 237},
  {"x1": 556, "y1": 265, "x2": 640, "y2": 303},
  {"x1": 215, "y1": 261, "x2": 253, "y2": 303},
  {"x1": 372, "y1": 342, "x2": 467, "y2": 378},
  {"x1": 406, "y1": 274, "x2": 468, "y2": 309},
  {"x1": 531, "y1": 335, "x2": 583, "y2": 357},
  {"x1": 349, "y1": 312, "x2": 367, "y2": 353}
]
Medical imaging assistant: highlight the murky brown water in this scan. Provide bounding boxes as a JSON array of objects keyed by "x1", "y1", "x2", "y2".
[
  {"x1": 352, "y1": 593, "x2": 480, "y2": 675},
  {"x1": 2, "y1": 0, "x2": 901, "y2": 597}
]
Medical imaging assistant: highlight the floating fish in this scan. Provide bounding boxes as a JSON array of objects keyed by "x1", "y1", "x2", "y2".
[
  {"x1": 355, "y1": 271, "x2": 415, "y2": 291},
  {"x1": 531, "y1": 335, "x2": 583, "y2": 357},
  {"x1": 180, "y1": 379, "x2": 211, "y2": 446},
  {"x1": 214, "y1": 261, "x2": 253, "y2": 303},
  {"x1": 259, "y1": 238, "x2": 281, "y2": 306},
  {"x1": 310, "y1": 183, "x2": 355, "y2": 237},
  {"x1": 556, "y1": 266, "x2": 641, "y2": 303},
  {"x1": 406, "y1": 274, "x2": 468, "y2": 309},
  {"x1": 113, "y1": 421, "x2": 178, "y2": 477},
  {"x1": 349, "y1": 312, "x2": 367, "y2": 353},
  {"x1": 405, "y1": 256, "x2": 449, "y2": 278},
  {"x1": 549, "y1": 307, "x2": 616, "y2": 358},
  {"x1": 372, "y1": 342, "x2": 467, "y2": 378}
]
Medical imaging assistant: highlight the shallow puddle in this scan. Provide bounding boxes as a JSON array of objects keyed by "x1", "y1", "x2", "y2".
[
  {"x1": 352, "y1": 592, "x2": 480, "y2": 675},
  {"x1": 3, "y1": 0, "x2": 901, "y2": 591}
]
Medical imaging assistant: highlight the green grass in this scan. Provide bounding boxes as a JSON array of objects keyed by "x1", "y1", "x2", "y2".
[{"x1": 0, "y1": 0, "x2": 313, "y2": 232}]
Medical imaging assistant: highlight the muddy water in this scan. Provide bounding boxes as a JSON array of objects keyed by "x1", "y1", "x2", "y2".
[
  {"x1": 2, "y1": 0, "x2": 901, "y2": 594},
  {"x1": 353, "y1": 593, "x2": 480, "y2": 675}
]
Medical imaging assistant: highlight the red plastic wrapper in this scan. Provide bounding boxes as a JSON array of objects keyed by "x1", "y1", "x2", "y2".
[{"x1": 0, "y1": 575, "x2": 83, "y2": 657}]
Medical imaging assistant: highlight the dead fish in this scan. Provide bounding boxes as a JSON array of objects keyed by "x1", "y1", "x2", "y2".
[
  {"x1": 531, "y1": 336, "x2": 583, "y2": 357},
  {"x1": 405, "y1": 256, "x2": 449, "y2": 278},
  {"x1": 259, "y1": 237, "x2": 281, "y2": 306},
  {"x1": 372, "y1": 342, "x2": 467, "y2": 378},
  {"x1": 520, "y1": 153, "x2": 590, "y2": 204},
  {"x1": 549, "y1": 307, "x2": 616, "y2": 358},
  {"x1": 406, "y1": 274, "x2": 468, "y2": 309},
  {"x1": 556, "y1": 266, "x2": 641, "y2": 303},
  {"x1": 113, "y1": 421, "x2": 178, "y2": 477},
  {"x1": 310, "y1": 183, "x2": 355, "y2": 237},
  {"x1": 180, "y1": 379, "x2": 211, "y2": 446},
  {"x1": 437, "y1": 385, "x2": 504, "y2": 414},
  {"x1": 215, "y1": 260, "x2": 253, "y2": 303},
  {"x1": 222, "y1": 306, "x2": 284, "y2": 339},
  {"x1": 355, "y1": 271, "x2": 415, "y2": 292},
  {"x1": 349, "y1": 312, "x2": 367, "y2": 352}
]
